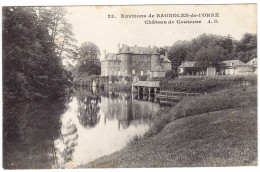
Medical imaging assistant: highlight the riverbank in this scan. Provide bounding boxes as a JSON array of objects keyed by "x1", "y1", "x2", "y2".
[
  {"x1": 81, "y1": 86, "x2": 257, "y2": 167},
  {"x1": 84, "y1": 106, "x2": 257, "y2": 167}
]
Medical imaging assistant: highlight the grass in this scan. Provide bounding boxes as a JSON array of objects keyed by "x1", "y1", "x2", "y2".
[
  {"x1": 145, "y1": 86, "x2": 257, "y2": 138},
  {"x1": 83, "y1": 106, "x2": 257, "y2": 168},
  {"x1": 80, "y1": 86, "x2": 257, "y2": 168}
]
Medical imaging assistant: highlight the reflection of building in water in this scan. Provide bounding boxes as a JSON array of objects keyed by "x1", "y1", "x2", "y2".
[
  {"x1": 74, "y1": 88, "x2": 101, "y2": 129},
  {"x1": 100, "y1": 91, "x2": 159, "y2": 129}
]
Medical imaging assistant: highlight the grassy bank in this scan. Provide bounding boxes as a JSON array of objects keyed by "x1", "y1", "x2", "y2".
[
  {"x1": 81, "y1": 86, "x2": 257, "y2": 168},
  {"x1": 145, "y1": 86, "x2": 257, "y2": 138},
  {"x1": 84, "y1": 106, "x2": 257, "y2": 167}
]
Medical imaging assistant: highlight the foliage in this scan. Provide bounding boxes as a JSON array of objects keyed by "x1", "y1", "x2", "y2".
[
  {"x1": 165, "y1": 70, "x2": 178, "y2": 79},
  {"x1": 160, "y1": 76, "x2": 257, "y2": 93},
  {"x1": 167, "y1": 41, "x2": 189, "y2": 70},
  {"x1": 138, "y1": 75, "x2": 148, "y2": 81},
  {"x1": 234, "y1": 33, "x2": 257, "y2": 63},
  {"x1": 159, "y1": 46, "x2": 170, "y2": 55},
  {"x1": 110, "y1": 76, "x2": 119, "y2": 83},
  {"x1": 72, "y1": 42, "x2": 101, "y2": 79},
  {"x1": 145, "y1": 86, "x2": 257, "y2": 138},
  {"x1": 167, "y1": 33, "x2": 257, "y2": 72},
  {"x1": 3, "y1": 7, "x2": 72, "y2": 100},
  {"x1": 36, "y1": 7, "x2": 78, "y2": 61},
  {"x1": 124, "y1": 76, "x2": 132, "y2": 82}
]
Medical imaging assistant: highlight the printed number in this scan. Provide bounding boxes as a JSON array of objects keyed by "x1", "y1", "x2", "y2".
[{"x1": 108, "y1": 14, "x2": 115, "y2": 18}]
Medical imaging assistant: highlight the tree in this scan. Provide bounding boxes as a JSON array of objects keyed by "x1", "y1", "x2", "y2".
[
  {"x1": 159, "y1": 46, "x2": 169, "y2": 55},
  {"x1": 234, "y1": 33, "x2": 257, "y2": 63},
  {"x1": 3, "y1": 7, "x2": 71, "y2": 100},
  {"x1": 78, "y1": 42, "x2": 100, "y2": 62},
  {"x1": 194, "y1": 45, "x2": 225, "y2": 68},
  {"x1": 167, "y1": 41, "x2": 190, "y2": 71},
  {"x1": 36, "y1": 7, "x2": 78, "y2": 61},
  {"x1": 74, "y1": 42, "x2": 101, "y2": 77},
  {"x1": 167, "y1": 33, "x2": 239, "y2": 73}
]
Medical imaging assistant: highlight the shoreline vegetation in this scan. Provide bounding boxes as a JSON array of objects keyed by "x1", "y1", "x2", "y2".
[
  {"x1": 74, "y1": 75, "x2": 257, "y2": 93},
  {"x1": 81, "y1": 85, "x2": 257, "y2": 168}
]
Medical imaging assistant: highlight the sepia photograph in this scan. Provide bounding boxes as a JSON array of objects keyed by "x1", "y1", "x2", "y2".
[{"x1": 1, "y1": 2, "x2": 258, "y2": 169}]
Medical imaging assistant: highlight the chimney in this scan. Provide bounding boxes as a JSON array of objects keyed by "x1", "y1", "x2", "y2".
[
  {"x1": 135, "y1": 44, "x2": 137, "y2": 47},
  {"x1": 117, "y1": 43, "x2": 120, "y2": 52},
  {"x1": 104, "y1": 49, "x2": 106, "y2": 59},
  {"x1": 148, "y1": 45, "x2": 151, "y2": 48}
]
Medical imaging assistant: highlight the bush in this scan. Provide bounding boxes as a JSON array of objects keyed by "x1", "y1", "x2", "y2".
[
  {"x1": 110, "y1": 76, "x2": 119, "y2": 83},
  {"x1": 145, "y1": 86, "x2": 257, "y2": 138},
  {"x1": 165, "y1": 70, "x2": 178, "y2": 79},
  {"x1": 139, "y1": 75, "x2": 148, "y2": 81},
  {"x1": 124, "y1": 76, "x2": 132, "y2": 82},
  {"x1": 160, "y1": 75, "x2": 257, "y2": 93}
]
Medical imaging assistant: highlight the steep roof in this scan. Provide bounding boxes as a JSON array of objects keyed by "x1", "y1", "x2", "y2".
[
  {"x1": 120, "y1": 45, "x2": 131, "y2": 53},
  {"x1": 118, "y1": 44, "x2": 159, "y2": 54},
  {"x1": 179, "y1": 61, "x2": 196, "y2": 68},
  {"x1": 160, "y1": 55, "x2": 171, "y2": 63},
  {"x1": 222, "y1": 60, "x2": 245, "y2": 66},
  {"x1": 105, "y1": 53, "x2": 119, "y2": 61}
]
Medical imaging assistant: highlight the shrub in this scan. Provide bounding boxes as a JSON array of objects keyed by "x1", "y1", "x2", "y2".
[
  {"x1": 110, "y1": 76, "x2": 119, "y2": 83},
  {"x1": 165, "y1": 70, "x2": 178, "y2": 79},
  {"x1": 124, "y1": 76, "x2": 132, "y2": 82},
  {"x1": 139, "y1": 75, "x2": 148, "y2": 81},
  {"x1": 160, "y1": 76, "x2": 257, "y2": 93}
]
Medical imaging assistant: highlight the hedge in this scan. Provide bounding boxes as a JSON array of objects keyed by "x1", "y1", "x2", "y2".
[{"x1": 160, "y1": 75, "x2": 257, "y2": 93}]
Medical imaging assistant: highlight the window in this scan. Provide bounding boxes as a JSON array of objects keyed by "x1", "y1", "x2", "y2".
[
  {"x1": 132, "y1": 70, "x2": 135, "y2": 75},
  {"x1": 141, "y1": 71, "x2": 143, "y2": 76},
  {"x1": 126, "y1": 70, "x2": 128, "y2": 74}
]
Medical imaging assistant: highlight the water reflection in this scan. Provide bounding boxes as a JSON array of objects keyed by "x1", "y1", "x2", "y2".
[
  {"x1": 3, "y1": 88, "x2": 160, "y2": 169},
  {"x1": 76, "y1": 90, "x2": 101, "y2": 128},
  {"x1": 54, "y1": 88, "x2": 160, "y2": 168},
  {"x1": 3, "y1": 99, "x2": 68, "y2": 169}
]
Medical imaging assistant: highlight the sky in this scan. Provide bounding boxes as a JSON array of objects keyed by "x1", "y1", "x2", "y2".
[{"x1": 65, "y1": 4, "x2": 257, "y2": 60}]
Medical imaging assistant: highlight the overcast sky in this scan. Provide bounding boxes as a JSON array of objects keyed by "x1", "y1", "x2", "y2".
[{"x1": 65, "y1": 4, "x2": 256, "y2": 60}]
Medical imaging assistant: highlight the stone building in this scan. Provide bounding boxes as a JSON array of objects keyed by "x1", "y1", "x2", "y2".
[{"x1": 101, "y1": 44, "x2": 171, "y2": 78}]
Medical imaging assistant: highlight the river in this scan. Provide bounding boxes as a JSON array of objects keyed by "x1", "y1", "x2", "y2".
[{"x1": 3, "y1": 87, "x2": 169, "y2": 169}]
